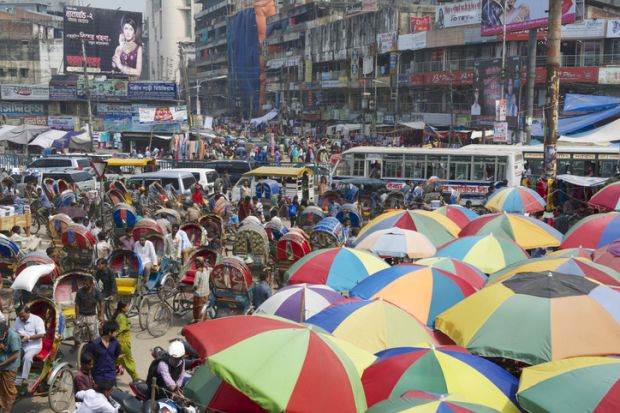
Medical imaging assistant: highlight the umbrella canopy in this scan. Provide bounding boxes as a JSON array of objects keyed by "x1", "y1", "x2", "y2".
[
  {"x1": 0, "y1": 124, "x2": 48, "y2": 144},
  {"x1": 354, "y1": 210, "x2": 460, "y2": 248},
  {"x1": 435, "y1": 234, "x2": 530, "y2": 274},
  {"x1": 517, "y1": 357, "x2": 620, "y2": 413},
  {"x1": 28, "y1": 129, "x2": 68, "y2": 148},
  {"x1": 484, "y1": 186, "x2": 546, "y2": 214},
  {"x1": 366, "y1": 391, "x2": 501, "y2": 413},
  {"x1": 362, "y1": 346, "x2": 520, "y2": 412},
  {"x1": 433, "y1": 205, "x2": 479, "y2": 230},
  {"x1": 254, "y1": 283, "x2": 343, "y2": 322},
  {"x1": 561, "y1": 212, "x2": 620, "y2": 249},
  {"x1": 435, "y1": 272, "x2": 620, "y2": 365},
  {"x1": 460, "y1": 213, "x2": 562, "y2": 249},
  {"x1": 349, "y1": 265, "x2": 476, "y2": 327},
  {"x1": 416, "y1": 257, "x2": 487, "y2": 290},
  {"x1": 546, "y1": 247, "x2": 593, "y2": 259},
  {"x1": 285, "y1": 247, "x2": 389, "y2": 292},
  {"x1": 183, "y1": 315, "x2": 373, "y2": 413},
  {"x1": 593, "y1": 238, "x2": 620, "y2": 274},
  {"x1": 305, "y1": 299, "x2": 438, "y2": 354},
  {"x1": 589, "y1": 181, "x2": 620, "y2": 211},
  {"x1": 487, "y1": 256, "x2": 620, "y2": 289},
  {"x1": 355, "y1": 228, "x2": 436, "y2": 259}
]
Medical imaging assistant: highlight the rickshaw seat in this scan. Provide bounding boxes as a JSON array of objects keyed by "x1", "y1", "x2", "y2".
[
  {"x1": 34, "y1": 337, "x2": 53, "y2": 362},
  {"x1": 181, "y1": 270, "x2": 195, "y2": 285},
  {"x1": 116, "y1": 278, "x2": 137, "y2": 296},
  {"x1": 62, "y1": 307, "x2": 76, "y2": 319}
]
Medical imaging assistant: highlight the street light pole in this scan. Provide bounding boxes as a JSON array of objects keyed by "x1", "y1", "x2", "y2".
[{"x1": 81, "y1": 39, "x2": 95, "y2": 152}]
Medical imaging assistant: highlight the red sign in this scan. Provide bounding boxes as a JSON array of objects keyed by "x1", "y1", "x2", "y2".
[
  {"x1": 409, "y1": 16, "x2": 431, "y2": 33},
  {"x1": 423, "y1": 70, "x2": 474, "y2": 85},
  {"x1": 410, "y1": 74, "x2": 424, "y2": 86},
  {"x1": 531, "y1": 67, "x2": 599, "y2": 84}
]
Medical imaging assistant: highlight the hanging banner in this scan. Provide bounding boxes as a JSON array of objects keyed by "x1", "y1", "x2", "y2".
[
  {"x1": 127, "y1": 82, "x2": 177, "y2": 100},
  {"x1": 1, "y1": 84, "x2": 50, "y2": 101},
  {"x1": 481, "y1": 0, "x2": 576, "y2": 36},
  {"x1": 376, "y1": 32, "x2": 397, "y2": 54},
  {"x1": 304, "y1": 60, "x2": 313, "y2": 83},
  {"x1": 435, "y1": 0, "x2": 481, "y2": 29},
  {"x1": 409, "y1": 16, "x2": 431, "y2": 33},
  {"x1": 138, "y1": 105, "x2": 188, "y2": 124},
  {"x1": 493, "y1": 121, "x2": 508, "y2": 143},
  {"x1": 48, "y1": 116, "x2": 78, "y2": 131},
  {"x1": 473, "y1": 57, "x2": 521, "y2": 127},
  {"x1": 77, "y1": 79, "x2": 128, "y2": 99}
]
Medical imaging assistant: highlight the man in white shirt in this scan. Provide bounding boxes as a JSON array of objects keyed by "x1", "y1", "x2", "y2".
[
  {"x1": 169, "y1": 224, "x2": 192, "y2": 262},
  {"x1": 133, "y1": 235, "x2": 158, "y2": 285},
  {"x1": 13, "y1": 305, "x2": 46, "y2": 386},
  {"x1": 75, "y1": 380, "x2": 118, "y2": 413}
]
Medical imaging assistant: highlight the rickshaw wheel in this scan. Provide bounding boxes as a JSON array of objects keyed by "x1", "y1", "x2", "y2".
[
  {"x1": 138, "y1": 297, "x2": 151, "y2": 331},
  {"x1": 76, "y1": 342, "x2": 89, "y2": 369},
  {"x1": 32, "y1": 215, "x2": 42, "y2": 235},
  {"x1": 48, "y1": 366, "x2": 74, "y2": 413},
  {"x1": 146, "y1": 301, "x2": 172, "y2": 338},
  {"x1": 159, "y1": 275, "x2": 177, "y2": 303}
]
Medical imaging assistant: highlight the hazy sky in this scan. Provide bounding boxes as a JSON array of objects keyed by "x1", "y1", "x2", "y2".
[{"x1": 82, "y1": 0, "x2": 145, "y2": 13}]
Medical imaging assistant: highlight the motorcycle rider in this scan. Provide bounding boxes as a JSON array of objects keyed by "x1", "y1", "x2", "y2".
[{"x1": 149, "y1": 341, "x2": 191, "y2": 399}]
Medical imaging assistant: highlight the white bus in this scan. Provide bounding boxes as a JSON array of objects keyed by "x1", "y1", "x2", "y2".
[{"x1": 520, "y1": 145, "x2": 619, "y2": 177}]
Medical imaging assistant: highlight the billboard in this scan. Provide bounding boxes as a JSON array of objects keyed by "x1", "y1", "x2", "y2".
[
  {"x1": 128, "y1": 82, "x2": 177, "y2": 100},
  {"x1": 435, "y1": 0, "x2": 481, "y2": 29},
  {"x1": 1, "y1": 84, "x2": 49, "y2": 101},
  {"x1": 472, "y1": 57, "x2": 521, "y2": 128},
  {"x1": 481, "y1": 0, "x2": 575, "y2": 36},
  {"x1": 77, "y1": 79, "x2": 129, "y2": 99},
  {"x1": 64, "y1": 6, "x2": 143, "y2": 79},
  {"x1": 410, "y1": 16, "x2": 431, "y2": 33},
  {"x1": 138, "y1": 106, "x2": 188, "y2": 124}
]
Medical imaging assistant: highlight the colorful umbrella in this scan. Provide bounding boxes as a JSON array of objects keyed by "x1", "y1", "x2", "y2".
[
  {"x1": 284, "y1": 247, "x2": 389, "y2": 292},
  {"x1": 254, "y1": 283, "x2": 343, "y2": 322},
  {"x1": 589, "y1": 181, "x2": 620, "y2": 211},
  {"x1": 517, "y1": 357, "x2": 620, "y2": 413},
  {"x1": 349, "y1": 265, "x2": 476, "y2": 327},
  {"x1": 433, "y1": 205, "x2": 479, "y2": 230},
  {"x1": 416, "y1": 257, "x2": 487, "y2": 290},
  {"x1": 487, "y1": 256, "x2": 620, "y2": 289},
  {"x1": 367, "y1": 391, "x2": 501, "y2": 413},
  {"x1": 593, "y1": 238, "x2": 620, "y2": 274},
  {"x1": 354, "y1": 210, "x2": 460, "y2": 248},
  {"x1": 546, "y1": 247, "x2": 593, "y2": 259},
  {"x1": 435, "y1": 272, "x2": 620, "y2": 365},
  {"x1": 362, "y1": 346, "x2": 520, "y2": 412},
  {"x1": 484, "y1": 186, "x2": 546, "y2": 214},
  {"x1": 460, "y1": 213, "x2": 562, "y2": 249},
  {"x1": 306, "y1": 299, "x2": 438, "y2": 354},
  {"x1": 183, "y1": 315, "x2": 373, "y2": 413},
  {"x1": 355, "y1": 228, "x2": 437, "y2": 259},
  {"x1": 561, "y1": 212, "x2": 620, "y2": 249},
  {"x1": 435, "y1": 234, "x2": 530, "y2": 274}
]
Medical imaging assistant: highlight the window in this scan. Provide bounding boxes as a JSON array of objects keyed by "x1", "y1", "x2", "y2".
[
  {"x1": 404, "y1": 154, "x2": 425, "y2": 179},
  {"x1": 0, "y1": 69, "x2": 5, "y2": 77},
  {"x1": 599, "y1": 160, "x2": 617, "y2": 177},
  {"x1": 473, "y1": 156, "x2": 497, "y2": 181},
  {"x1": 19, "y1": 68, "x2": 29, "y2": 78},
  {"x1": 9, "y1": 68, "x2": 17, "y2": 77},
  {"x1": 183, "y1": 176, "x2": 197, "y2": 191},
  {"x1": 426, "y1": 155, "x2": 449, "y2": 179},
  {"x1": 352, "y1": 155, "x2": 365, "y2": 177},
  {"x1": 335, "y1": 157, "x2": 352, "y2": 176},
  {"x1": 449, "y1": 156, "x2": 472, "y2": 180},
  {"x1": 206, "y1": 172, "x2": 218, "y2": 182},
  {"x1": 382, "y1": 155, "x2": 403, "y2": 178},
  {"x1": 161, "y1": 178, "x2": 180, "y2": 190},
  {"x1": 49, "y1": 159, "x2": 72, "y2": 168},
  {"x1": 76, "y1": 159, "x2": 90, "y2": 169},
  {"x1": 496, "y1": 157, "x2": 507, "y2": 182}
]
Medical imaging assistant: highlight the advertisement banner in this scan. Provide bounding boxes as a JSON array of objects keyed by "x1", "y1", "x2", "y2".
[
  {"x1": 494, "y1": 121, "x2": 509, "y2": 143},
  {"x1": 376, "y1": 32, "x2": 397, "y2": 54},
  {"x1": 422, "y1": 70, "x2": 474, "y2": 85},
  {"x1": 127, "y1": 82, "x2": 177, "y2": 100},
  {"x1": 599, "y1": 67, "x2": 620, "y2": 84},
  {"x1": 410, "y1": 16, "x2": 431, "y2": 33},
  {"x1": 24, "y1": 116, "x2": 48, "y2": 126},
  {"x1": 436, "y1": 0, "x2": 481, "y2": 29},
  {"x1": 0, "y1": 102, "x2": 46, "y2": 117},
  {"x1": 77, "y1": 79, "x2": 128, "y2": 99},
  {"x1": 351, "y1": 50, "x2": 360, "y2": 79},
  {"x1": 561, "y1": 19, "x2": 606, "y2": 39},
  {"x1": 48, "y1": 116, "x2": 78, "y2": 131},
  {"x1": 304, "y1": 60, "x2": 313, "y2": 83},
  {"x1": 50, "y1": 84, "x2": 77, "y2": 101},
  {"x1": 398, "y1": 32, "x2": 427, "y2": 51},
  {"x1": 1, "y1": 84, "x2": 49, "y2": 101},
  {"x1": 481, "y1": 0, "x2": 575, "y2": 36},
  {"x1": 103, "y1": 114, "x2": 180, "y2": 133},
  {"x1": 473, "y1": 57, "x2": 521, "y2": 127},
  {"x1": 607, "y1": 19, "x2": 620, "y2": 38},
  {"x1": 532, "y1": 67, "x2": 599, "y2": 84},
  {"x1": 64, "y1": 6, "x2": 144, "y2": 78},
  {"x1": 138, "y1": 106, "x2": 188, "y2": 124},
  {"x1": 495, "y1": 99, "x2": 507, "y2": 121}
]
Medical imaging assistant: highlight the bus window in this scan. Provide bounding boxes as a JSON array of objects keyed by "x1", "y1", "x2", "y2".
[
  {"x1": 558, "y1": 160, "x2": 573, "y2": 175},
  {"x1": 404, "y1": 155, "x2": 425, "y2": 179},
  {"x1": 473, "y1": 156, "x2": 496, "y2": 181},
  {"x1": 382, "y1": 155, "x2": 403, "y2": 178},
  {"x1": 599, "y1": 160, "x2": 617, "y2": 177},
  {"x1": 368, "y1": 161, "x2": 382, "y2": 179},
  {"x1": 496, "y1": 157, "x2": 507, "y2": 182},
  {"x1": 449, "y1": 156, "x2": 472, "y2": 181},
  {"x1": 352, "y1": 155, "x2": 365, "y2": 177},
  {"x1": 335, "y1": 156, "x2": 353, "y2": 176},
  {"x1": 427, "y1": 156, "x2": 448, "y2": 179}
]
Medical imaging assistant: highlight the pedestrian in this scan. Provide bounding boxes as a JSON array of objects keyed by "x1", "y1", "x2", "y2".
[
  {"x1": 75, "y1": 380, "x2": 117, "y2": 413},
  {"x1": 85, "y1": 321, "x2": 121, "y2": 385},
  {"x1": 288, "y1": 196, "x2": 299, "y2": 227},
  {"x1": 222, "y1": 172, "x2": 232, "y2": 195},
  {"x1": 91, "y1": 220, "x2": 103, "y2": 240},
  {"x1": 0, "y1": 321, "x2": 20, "y2": 412},
  {"x1": 192, "y1": 258, "x2": 211, "y2": 323},
  {"x1": 169, "y1": 224, "x2": 192, "y2": 263},
  {"x1": 191, "y1": 184, "x2": 204, "y2": 208},
  {"x1": 94, "y1": 259, "x2": 117, "y2": 320},
  {"x1": 253, "y1": 196, "x2": 264, "y2": 223},
  {"x1": 113, "y1": 302, "x2": 138, "y2": 382},
  {"x1": 238, "y1": 196, "x2": 254, "y2": 222},
  {"x1": 95, "y1": 232, "x2": 112, "y2": 260},
  {"x1": 133, "y1": 234, "x2": 158, "y2": 286},
  {"x1": 74, "y1": 352, "x2": 96, "y2": 392},
  {"x1": 250, "y1": 272, "x2": 272, "y2": 308},
  {"x1": 75, "y1": 277, "x2": 104, "y2": 348},
  {"x1": 13, "y1": 305, "x2": 45, "y2": 387}
]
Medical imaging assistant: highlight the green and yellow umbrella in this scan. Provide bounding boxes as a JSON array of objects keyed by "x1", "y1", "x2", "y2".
[{"x1": 367, "y1": 392, "x2": 501, "y2": 413}]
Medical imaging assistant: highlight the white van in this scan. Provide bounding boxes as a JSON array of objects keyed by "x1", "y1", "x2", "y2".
[
  {"x1": 126, "y1": 171, "x2": 197, "y2": 195},
  {"x1": 166, "y1": 168, "x2": 219, "y2": 192}
]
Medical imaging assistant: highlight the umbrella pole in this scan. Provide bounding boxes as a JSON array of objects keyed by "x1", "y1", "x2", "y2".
[{"x1": 299, "y1": 286, "x2": 305, "y2": 323}]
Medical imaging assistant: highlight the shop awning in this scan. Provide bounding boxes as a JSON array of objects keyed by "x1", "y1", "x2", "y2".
[
  {"x1": 556, "y1": 174, "x2": 609, "y2": 187},
  {"x1": 29, "y1": 129, "x2": 68, "y2": 148},
  {"x1": 398, "y1": 121, "x2": 426, "y2": 130}
]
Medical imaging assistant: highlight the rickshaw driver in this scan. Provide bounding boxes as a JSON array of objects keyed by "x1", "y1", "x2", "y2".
[
  {"x1": 13, "y1": 305, "x2": 46, "y2": 387},
  {"x1": 133, "y1": 235, "x2": 158, "y2": 288}
]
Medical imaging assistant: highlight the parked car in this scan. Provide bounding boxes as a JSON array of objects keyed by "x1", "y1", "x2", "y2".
[
  {"x1": 166, "y1": 168, "x2": 219, "y2": 192},
  {"x1": 202, "y1": 160, "x2": 255, "y2": 185},
  {"x1": 26, "y1": 156, "x2": 91, "y2": 173},
  {"x1": 126, "y1": 171, "x2": 197, "y2": 196}
]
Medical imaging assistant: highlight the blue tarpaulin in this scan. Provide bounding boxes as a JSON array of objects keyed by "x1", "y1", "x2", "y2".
[
  {"x1": 227, "y1": 9, "x2": 260, "y2": 111},
  {"x1": 563, "y1": 94, "x2": 620, "y2": 113}
]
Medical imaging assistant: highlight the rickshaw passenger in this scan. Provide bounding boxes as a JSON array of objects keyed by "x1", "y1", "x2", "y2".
[
  {"x1": 75, "y1": 277, "x2": 104, "y2": 346},
  {"x1": 13, "y1": 305, "x2": 45, "y2": 387},
  {"x1": 118, "y1": 228, "x2": 135, "y2": 251},
  {"x1": 133, "y1": 235, "x2": 158, "y2": 284},
  {"x1": 169, "y1": 224, "x2": 192, "y2": 263},
  {"x1": 95, "y1": 259, "x2": 118, "y2": 310},
  {"x1": 0, "y1": 321, "x2": 20, "y2": 412}
]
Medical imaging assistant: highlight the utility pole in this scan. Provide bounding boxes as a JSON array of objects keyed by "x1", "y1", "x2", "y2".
[
  {"x1": 81, "y1": 39, "x2": 95, "y2": 152},
  {"x1": 178, "y1": 43, "x2": 193, "y2": 129},
  {"x1": 524, "y1": 29, "x2": 537, "y2": 144},
  {"x1": 544, "y1": 0, "x2": 562, "y2": 179}
]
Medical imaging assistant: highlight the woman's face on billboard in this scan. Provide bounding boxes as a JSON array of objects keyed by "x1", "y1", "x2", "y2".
[{"x1": 123, "y1": 23, "x2": 135, "y2": 42}]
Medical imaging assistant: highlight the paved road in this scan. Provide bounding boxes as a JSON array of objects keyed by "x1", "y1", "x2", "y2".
[{"x1": 13, "y1": 309, "x2": 192, "y2": 413}]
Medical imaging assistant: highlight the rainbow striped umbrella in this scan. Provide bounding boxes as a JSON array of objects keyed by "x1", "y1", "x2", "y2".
[
  {"x1": 589, "y1": 181, "x2": 620, "y2": 211},
  {"x1": 367, "y1": 391, "x2": 501, "y2": 413},
  {"x1": 436, "y1": 272, "x2": 620, "y2": 365},
  {"x1": 435, "y1": 234, "x2": 529, "y2": 274},
  {"x1": 460, "y1": 213, "x2": 562, "y2": 249},
  {"x1": 355, "y1": 228, "x2": 437, "y2": 259},
  {"x1": 434, "y1": 205, "x2": 479, "y2": 230},
  {"x1": 349, "y1": 265, "x2": 476, "y2": 327},
  {"x1": 416, "y1": 257, "x2": 487, "y2": 290},
  {"x1": 284, "y1": 247, "x2": 389, "y2": 292},
  {"x1": 593, "y1": 239, "x2": 620, "y2": 274},
  {"x1": 517, "y1": 357, "x2": 620, "y2": 413},
  {"x1": 362, "y1": 346, "x2": 520, "y2": 412},
  {"x1": 255, "y1": 283, "x2": 344, "y2": 322},
  {"x1": 561, "y1": 212, "x2": 620, "y2": 249},
  {"x1": 354, "y1": 210, "x2": 460, "y2": 248},
  {"x1": 306, "y1": 299, "x2": 438, "y2": 354},
  {"x1": 546, "y1": 247, "x2": 594, "y2": 259},
  {"x1": 183, "y1": 315, "x2": 374, "y2": 413},
  {"x1": 487, "y1": 256, "x2": 620, "y2": 288},
  {"x1": 485, "y1": 186, "x2": 546, "y2": 214}
]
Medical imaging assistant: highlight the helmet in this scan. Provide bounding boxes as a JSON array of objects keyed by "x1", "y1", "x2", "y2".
[{"x1": 168, "y1": 341, "x2": 185, "y2": 358}]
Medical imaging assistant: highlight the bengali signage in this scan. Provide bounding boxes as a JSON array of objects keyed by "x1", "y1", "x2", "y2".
[
  {"x1": 561, "y1": 19, "x2": 606, "y2": 39},
  {"x1": 410, "y1": 16, "x2": 431, "y2": 33},
  {"x1": 48, "y1": 116, "x2": 78, "y2": 131},
  {"x1": 49, "y1": 83, "x2": 78, "y2": 101},
  {"x1": 127, "y1": 82, "x2": 177, "y2": 100},
  {"x1": 423, "y1": 70, "x2": 474, "y2": 85},
  {"x1": 494, "y1": 121, "x2": 509, "y2": 143},
  {"x1": 481, "y1": 0, "x2": 575, "y2": 36},
  {"x1": 599, "y1": 67, "x2": 620, "y2": 84},
  {"x1": 138, "y1": 105, "x2": 188, "y2": 124},
  {"x1": 607, "y1": 19, "x2": 620, "y2": 38},
  {"x1": 1, "y1": 84, "x2": 49, "y2": 101},
  {"x1": 376, "y1": 32, "x2": 397, "y2": 54},
  {"x1": 435, "y1": 0, "x2": 481, "y2": 29},
  {"x1": 398, "y1": 32, "x2": 427, "y2": 51},
  {"x1": 77, "y1": 79, "x2": 128, "y2": 99},
  {"x1": 0, "y1": 102, "x2": 46, "y2": 117},
  {"x1": 64, "y1": 6, "x2": 144, "y2": 78},
  {"x1": 24, "y1": 116, "x2": 48, "y2": 126},
  {"x1": 532, "y1": 67, "x2": 599, "y2": 84}
]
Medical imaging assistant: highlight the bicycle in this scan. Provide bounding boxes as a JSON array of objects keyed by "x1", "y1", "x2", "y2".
[{"x1": 29, "y1": 199, "x2": 49, "y2": 235}]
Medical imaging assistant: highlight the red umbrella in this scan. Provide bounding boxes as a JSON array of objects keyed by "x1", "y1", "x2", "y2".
[
  {"x1": 593, "y1": 238, "x2": 620, "y2": 274},
  {"x1": 589, "y1": 181, "x2": 620, "y2": 211},
  {"x1": 560, "y1": 212, "x2": 620, "y2": 249}
]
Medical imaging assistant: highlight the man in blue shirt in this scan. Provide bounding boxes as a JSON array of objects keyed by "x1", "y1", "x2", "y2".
[
  {"x1": 250, "y1": 272, "x2": 272, "y2": 309},
  {"x1": 0, "y1": 322, "x2": 20, "y2": 412},
  {"x1": 85, "y1": 321, "x2": 121, "y2": 384}
]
